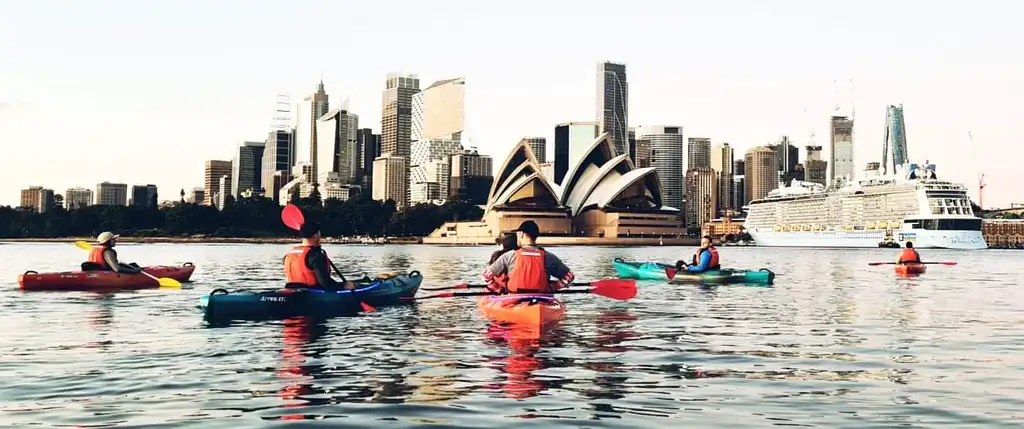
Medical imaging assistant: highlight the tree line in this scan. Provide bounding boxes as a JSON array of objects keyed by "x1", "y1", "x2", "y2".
[{"x1": 0, "y1": 189, "x2": 484, "y2": 239}]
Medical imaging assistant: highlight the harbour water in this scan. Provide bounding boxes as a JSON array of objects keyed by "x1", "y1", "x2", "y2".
[{"x1": 1, "y1": 243, "x2": 1022, "y2": 428}]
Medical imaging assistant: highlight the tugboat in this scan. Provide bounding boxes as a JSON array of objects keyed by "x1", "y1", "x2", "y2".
[{"x1": 878, "y1": 229, "x2": 900, "y2": 248}]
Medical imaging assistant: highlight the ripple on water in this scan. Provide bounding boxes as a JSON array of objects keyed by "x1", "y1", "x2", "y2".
[{"x1": 1, "y1": 243, "x2": 1023, "y2": 427}]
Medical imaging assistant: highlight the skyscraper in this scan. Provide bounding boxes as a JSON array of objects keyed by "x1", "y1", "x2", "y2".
[
  {"x1": 232, "y1": 141, "x2": 265, "y2": 196},
  {"x1": 372, "y1": 154, "x2": 408, "y2": 210},
  {"x1": 261, "y1": 128, "x2": 295, "y2": 201},
  {"x1": 381, "y1": 73, "x2": 420, "y2": 158},
  {"x1": 95, "y1": 182, "x2": 128, "y2": 206},
  {"x1": 204, "y1": 160, "x2": 232, "y2": 206},
  {"x1": 685, "y1": 167, "x2": 717, "y2": 231},
  {"x1": 130, "y1": 184, "x2": 157, "y2": 208},
  {"x1": 19, "y1": 186, "x2": 54, "y2": 213},
  {"x1": 745, "y1": 146, "x2": 779, "y2": 203},
  {"x1": 597, "y1": 61, "x2": 629, "y2": 159},
  {"x1": 297, "y1": 81, "x2": 329, "y2": 180},
  {"x1": 315, "y1": 107, "x2": 359, "y2": 185},
  {"x1": 829, "y1": 115, "x2": 854, "y2": 186},
  {"x1": 553, "y1": 121, "x2": 599, "y2": 185},
  {"x1": 774, "y1": 135, "x2": 799, "y2": 173},
  {"x1": 882, "y1": 104, "x2": 908, "y2": 173},
  {"x1": 65, "y1": 187, "x2": 93, "y2": 210},
  {"x1": 804, "y1": 145, "x2": 827, "y2": 186},
  {"x1": 687, "y1": 137, "x2": 711, "y2": 170},
  {"x1": 449, "y1": 149, "x2": 493, "y2": 205},
  {"x1": 408, "y1": 77, "x2": 466, "y2": 205},
  {"x1": 711, "y1": 143, "x2": 735, "y2": 216},
  {"x1": 635, "y1": 125, "x2": 685, "y2": 210},
  {"x1": 356, "y1": 128, "x2": 381, "y2": 187},
  {"x1": 523, "y1": 137, "x2": 547, "y2": 163}
]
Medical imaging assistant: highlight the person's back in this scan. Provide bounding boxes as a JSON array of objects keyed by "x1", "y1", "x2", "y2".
[
  {"x1": 284, "y1": 222, "x2": 355, "y2": 290},
  {"x1": 897, "y1": 242, "x2": 921, "y2": 264},
  {"x1": 484, "y1": 234, "x2": 518, "y2": 292},
  {"x1": 483, "y1": 221, "x2": 575, "y2": 293}
]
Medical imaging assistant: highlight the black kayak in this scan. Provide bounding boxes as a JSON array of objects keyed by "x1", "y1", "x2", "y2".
[{"x1": 200, "y1": 271, "x2": 422, "y2": 321}]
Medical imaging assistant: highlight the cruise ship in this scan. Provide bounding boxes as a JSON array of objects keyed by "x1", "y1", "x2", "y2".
[{"x1": 743, "y1": 162, "x2": 987, "y2": 249}]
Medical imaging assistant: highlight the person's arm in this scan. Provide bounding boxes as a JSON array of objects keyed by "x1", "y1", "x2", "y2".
[
  {"x1": 305, "y1": 248, "x2": 340, "y2": 288},
  {"x1": 482, "y1": 251, "x2": 513, "y2": 284},
  {"x1": 544, "y1": 252, "x2": 575, "y2": 290},
  {"x1": 687, "y1": 251, "x2": 712, "y2": 272},
  {"x1": 103, "y1": 249, "x2": 121, "y2": 273}
]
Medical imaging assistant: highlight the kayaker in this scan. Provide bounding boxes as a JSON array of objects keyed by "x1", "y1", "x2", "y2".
[
  {"x1": 284, "y1": 221, "x2": 356, "y2": 291},
  {"x1": 897, "y1": 242, "x2": 922, "y2": 264},
  {"x1": 675, "y1": 235, "x2": 721, "y2": 273},
  {"x1": 484, "y1": 233, "x2": 518, "y2": 293},
  {"x1": 83, "y1": 232, "x2": 142, "y2": 274},
  {"x1": 483, "y1": 220, "x2": 575, "y2": 293}
]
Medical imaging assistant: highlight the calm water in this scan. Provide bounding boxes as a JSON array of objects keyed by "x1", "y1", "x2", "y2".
[{"x1": 1, "y1": 242, "x2": 1022, "y2": 428}]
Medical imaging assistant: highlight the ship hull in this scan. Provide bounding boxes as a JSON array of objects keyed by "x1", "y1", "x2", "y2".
[{"x1": 748, "y1": 229, "x2": 987, "y2": 249}]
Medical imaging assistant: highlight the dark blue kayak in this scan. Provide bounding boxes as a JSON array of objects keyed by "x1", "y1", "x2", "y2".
[{"x1": 200, "y1": 271, "x2": 422, "y2": 321}]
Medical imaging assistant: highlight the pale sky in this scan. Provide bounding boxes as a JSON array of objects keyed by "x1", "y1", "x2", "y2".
[{"x1": 1, "y1": 0, "x2": 1019, "y2": 208}]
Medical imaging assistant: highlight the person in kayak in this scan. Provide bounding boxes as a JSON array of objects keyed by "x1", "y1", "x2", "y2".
[
  {"x1": 675, "y1": 235, "x2": 721, "y2": 273},
  {"x1": 82, "y1": 232, "x2": 143, "y2": 274},
  {"x1": 897, "y1": 241, "x2": 922, "y2": 264},
  {"x1": 284, "y1": 221, "x2": 357, "y2": 291},
  {"x1": 484, "y1": 233, "x2": 518, "y2": 292},
  {"x1": 483, "y1": 220, "x2": 575, "y2": 293}
]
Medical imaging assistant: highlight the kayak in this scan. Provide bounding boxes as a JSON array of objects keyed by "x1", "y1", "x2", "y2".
[
  {"x1": 477, "y1": 294, "x2": 566, "y2": 328},
  {"x1": 895, "y1": 263, "x2": 926, "y2": 275},
  {"x1": 612, "y1": 258, "x2": 775, "y2": 285},
  {"x1": 200, "y1": 270, "x2": 422, "y2": 321},
  {"x1": 17, "y1": 263, "x2": 195, "y2": 291}
]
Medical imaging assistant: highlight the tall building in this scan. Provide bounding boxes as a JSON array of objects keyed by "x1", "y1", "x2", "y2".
[
  {"x1": 95, "y1": 182, "x2": 128, "y2": 206},
  {"x1": 711, "y1": 143, "x2": 735, "y2": 216},
  {"x1": 449, "y1": 149, "x2": 493, "y2": 205},
  {"x1": 733, "y1": 175, "x2": 747, "y2": 209},
  {"x1": 410, "y1": 139, "x2": 462, "y2": 204},
  {"x1": 203, "y1": 160, "x2": 232, "y2": 206},
  {"x1": 231, "y1": 141, "x2": 265, "y2": 197},
  {"x1": 19, "y1": 186, "x2": 54, "y2": 213},
  {"x1": 804, "y1": 145, "x2": 828, "y2": 186},
  {"x1": 356, "y1": 128, "x2": 381, "y2": 188},
  {"x1": 634, "y1": 136, "x2": 651, "y2": 168},
  {"x1": 189, "y1": 187, "x2": 205, "y2": 204},
  {"x1": 315, "y1": 107, "x2": 359, "y2": 185},
  {"x1": 297, "y1": 81, "x2": 330, "y2": 180},
  {"x1": 745, "y1": 146, "x2": 779, "y2": 203},
  {"x1": 381, "y1": 73, "x2": 420, "y2": 158},
  {"x1": 635, "y1": 125, "x2": 685, "y2": 210},
  {"x1": 408, "y1": 77, "x2": 466, "y2": 205},
  {"x1": 685, "y1": 167, "x2": 717, "y2": 231},
  {"x1": 628, "y1": 127, "x2": 637, "y2": 162},
  {"x1": 882, "y1": 104, "x2": 908, "y2": 173},
  {"x1": 130, "y1": 184, "x2": 157, "y2": 208},
  {"x1": 216, "y1": 175, "x2": 231, "y2": 209},
  {"x1": 687, "y1": 137, "x2": 711, "y2": 170},
  {"x1": 774, "y1": 135, "x2": 799, "y2": 173},
  {"x1": 553, "y1": 121, "x2": 599, "y2": 185},
  {"x1": 65, "y1": 187, "x2": 93, "y2": 210},
  {"x1": 262, "y1": 128, "x2": 295, "y2": 201},
  {"x1": 523, "y1": 137, "x2": 547, "y2": 163},
  {"x1": 596, "y1": 61, "x2": 629, "y2": 159},
  {"x1": 372, "y1": 154, "x2": 409, "y2": 210},
  {"x1": 829, "y1": 115, "x2": 854, "y2": 186}
]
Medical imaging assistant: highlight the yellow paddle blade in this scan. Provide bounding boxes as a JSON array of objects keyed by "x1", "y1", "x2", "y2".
[
  {"x1": 157, "y1": 277, "x2": 183, "y2": 288},
  {"x1": 74, "y1": 240, "x2": 93, "y2": 251}
]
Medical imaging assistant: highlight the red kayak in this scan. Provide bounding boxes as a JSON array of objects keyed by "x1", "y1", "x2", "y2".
[
  {"x1": 895, "y1": 263, "x2": 926, "y2": 276},
  {"x1": 17, "y1": 263, "x2": 195, "y2": 291}
]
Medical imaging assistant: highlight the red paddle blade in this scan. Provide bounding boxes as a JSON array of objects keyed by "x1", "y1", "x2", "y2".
[
  {"x1": 665, "y1": 267, "x2": 678, "y2": 279},
  {"x1": 360, "y1": 302, "x2": 376, "y2": 312},
  {"x1": 282, "y1": 204, "x2": 305, "y2": 230},
  {"x1": 590, "y1": 279, "x2": 637, "y2": 300}
]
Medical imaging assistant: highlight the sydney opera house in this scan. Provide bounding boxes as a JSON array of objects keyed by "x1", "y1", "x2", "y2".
[{"x1": 424, "y1": 133, "x2": 688, "y2": 244}]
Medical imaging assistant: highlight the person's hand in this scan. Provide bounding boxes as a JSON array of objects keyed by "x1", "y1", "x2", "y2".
[{"x1": 486, "y1": 283, "x2": 503, "y2": 293}]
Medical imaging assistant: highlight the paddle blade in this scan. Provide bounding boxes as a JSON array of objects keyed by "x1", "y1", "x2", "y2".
[
  {"x1": 588, "y1": 279, "x2": 637, "y2": 301},
  {"x1": 281, "y1": 204, "x2": 305, "y2": 230},
  {"x1": 360, "y1": 302, "x2": 376, "y2": 312},
  {"x1": 421, "y1": 282, "x2": 471, "y2": 292},
  {"x1": 665, "y1": 267, "x2": 678, "y2": 279},
  {"x1": 74, "y1": 240, "x2": 93, "y2": 251},
  {"x1": 933, "y1": 261, "x2": 958, "y2": 266},
  {"x1": 157, "y1": 277, "x2": 183, "y2": 288}
]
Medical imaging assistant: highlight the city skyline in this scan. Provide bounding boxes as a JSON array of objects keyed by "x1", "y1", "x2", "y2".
[{"x1": 1, "y1": 0, "x2": 1019, "y2": 208}]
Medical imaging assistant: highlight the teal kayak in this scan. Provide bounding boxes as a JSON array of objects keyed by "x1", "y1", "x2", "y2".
[
  {"x1": 200, "y1": 271, "x2": 422, "y2": 321},
  {"x1": 612, "y1": 258, "x2": 775, "y2": 285}
]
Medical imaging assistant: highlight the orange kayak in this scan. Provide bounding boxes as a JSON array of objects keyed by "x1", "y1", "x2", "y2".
[
  {"x1": 895, "y1": 263, "x2": 927, "y2": 275},
  {"x1": 17, "y1": 263, "x2": 195, "y2": 291},
  {"x1": 477, "y1": 295, "x2": 566, "y2": 328}
]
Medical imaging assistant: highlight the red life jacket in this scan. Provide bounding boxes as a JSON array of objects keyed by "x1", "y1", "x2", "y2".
[
  {"x1": 693, "y1": 247, "x2": 721, "y2": 270},
  {"x1": 284, "y1": 246, "x2": 327, "y2": 286},
  {"x1": 507, "y1": 248, "x2": 551, "y2": 293},
  {"x1": 899, "y1": 248, "x2": 920, "y2": 263},
  {"x1": 87, "y1": 245, "x2": 108, "y2": 267}
]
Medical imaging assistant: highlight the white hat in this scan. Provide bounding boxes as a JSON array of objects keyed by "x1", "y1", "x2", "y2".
[{"x1": 97, "y1": 232, "x2": 120, "y2": 244}]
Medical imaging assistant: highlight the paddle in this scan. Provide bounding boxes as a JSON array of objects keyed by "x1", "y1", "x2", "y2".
[
  {"x1": 72, "y1": 240, "x2": 182, "y2": 288},
  {"x1": 868, "y1": 261, "x2": 958, "y2": 266},
  {"x1": 281, "y1": 204, "x2": 372, "y2": 311},
  {"x1": 422, "y1": 278, "x2": 632, "y2": 292},
  {"x1": 405, "y1": 279, "x2": 637, "y2": 301}
]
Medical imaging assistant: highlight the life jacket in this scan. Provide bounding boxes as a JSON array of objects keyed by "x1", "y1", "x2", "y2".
[
  {"x1": 899, "y1": 248, "x2": 920, "y2": 263},
  {"x1": 506, "y1": 248, "x2": 551, "y2": 293},
  {"x1": 284, "y1": 246, "x2": 325, "y2": 286},
  {"x1": 87, "y1": 245, "x2": 109, "y2": 268},
  {"x1": 693, "y1": 247, "x2": 721, "y2": 270}
]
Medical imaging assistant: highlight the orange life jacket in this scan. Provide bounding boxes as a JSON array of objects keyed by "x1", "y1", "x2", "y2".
[
  {"x1": 899, "y1": 248, "x2": 920, "y2": 263},
  {"x1": 507, "y1": 248, "x2": 551, "y2": 293},
  {"x1": 87, "y1": 245, "x2": 108, "y2": 267},
  {"x1": 693, "y1": 247, "x2": 721, "y2": 270},
  {"x1": 284, "y1": 246, "x2": 326, "y2": 286}
]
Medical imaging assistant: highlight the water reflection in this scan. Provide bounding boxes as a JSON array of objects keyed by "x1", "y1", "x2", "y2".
[{"x1": 483, "y1": 323, "x2": 567, "y2": 400}]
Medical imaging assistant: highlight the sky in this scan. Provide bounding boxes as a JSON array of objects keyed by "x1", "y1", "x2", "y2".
[{"x1": 1, "y1": 0, "x2": 1020, "y2": 208}]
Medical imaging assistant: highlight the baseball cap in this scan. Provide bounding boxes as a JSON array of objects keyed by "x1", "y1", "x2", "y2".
[
  {"x1": 512, "y1": 220, "x2": 540, "y2": 239},
  {"x1": 299, "y1": 221, "x2": 322, "y2": 238}
]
